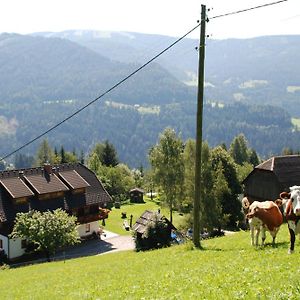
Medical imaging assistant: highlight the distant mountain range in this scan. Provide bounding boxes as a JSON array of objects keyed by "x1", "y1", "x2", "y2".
[
  {"x1": 34, "y1": 31, "x2": 300, "y2": 116},
  {"x1": 0, "y1": 31, "x2": 300, "y2": 167}
]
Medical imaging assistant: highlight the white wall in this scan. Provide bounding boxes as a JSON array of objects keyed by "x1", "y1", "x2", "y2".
[
  {"x1": 0, "y1": 234, "x2": 9, "y2": 257},
  {"x1": 9, "y1": 238, "x2": 25, "y2": 259},
  {"x1": 77, "y1": 221, "x2": 100, "y2": 238},
  {"x1": 0, "y1": 235, "x2": 25, "y2": 259}
]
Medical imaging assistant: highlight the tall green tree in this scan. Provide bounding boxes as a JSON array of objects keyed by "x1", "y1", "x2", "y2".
[
  {"x1": 229, "y1": 134, "x2": 249, "y2": 165},
  {"x1": 149, "y1": 128, "x2": 184, "y2": 223},
  {"x1": 248, "y1": 149, "x2": 260, "y2": 166},
  {"x1": 183, "y1": 141, "x2": 224, "y2": 232},
  {"x1": 102, "y1": 140, "x2": 119, "y2": 167},
  {"x1": 88, "y1": 141, "x2": 119, "y2": 167},
  {"x1": 60, "y1": 146, "x2": 67, "y2": 163},
  {"x1": 97, "y1": 163, "x2": 135, "y2": 202},
  {"x1": 35, "y1": 139, "x2": 55, "y2": 166},
  {"x1": 10, "y1": 209, "x2": 80, "y2": 261},
  {"x1": 211, "y1": 146, "x2": 243, "y2": 228}
]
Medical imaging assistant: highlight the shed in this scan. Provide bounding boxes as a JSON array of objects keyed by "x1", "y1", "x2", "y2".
[
  {"x1": 243, "y1": 155, "x2": 300, "y2": 202},
  {"x1": 132, "y1": 210, "x2": 176, "y2": 250},
  {"x1": 129, "y1": 188, "x2": 144, "y2": 203}
]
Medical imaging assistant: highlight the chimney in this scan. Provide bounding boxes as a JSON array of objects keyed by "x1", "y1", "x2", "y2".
[{"x1": 43, "y1": 163, "x2": 52, "y2": 175}]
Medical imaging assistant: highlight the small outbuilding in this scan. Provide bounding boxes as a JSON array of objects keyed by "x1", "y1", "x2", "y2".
[
  {"x1": 243, "y1": 155, "x2": 300, "y2": 202},
  {"x1": 132, "y1": 210, "x2": 176, "y2": 250},
  {"x1": 129, "y1": 188, "x2": 144, "y2": 203}
]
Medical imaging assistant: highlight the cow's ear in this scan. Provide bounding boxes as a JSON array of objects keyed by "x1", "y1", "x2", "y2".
[
  {"x1": 280, "y1": 192, "x2": 290, "y2": 199},
  {"x1": 275, "y1": 199, "x2": 282, "y2": 207}
]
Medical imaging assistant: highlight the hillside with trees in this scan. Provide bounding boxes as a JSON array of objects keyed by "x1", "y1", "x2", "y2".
[
  {"x1": 0, "y1": 32, "x2": 300, "y2": 167},
  {"x1": 41, "y1": 31, "x2": 300, "y2": 116}
]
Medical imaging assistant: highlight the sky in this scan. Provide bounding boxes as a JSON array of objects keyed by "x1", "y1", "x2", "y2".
[{"x1": 0, "y1": 0, "x2": 298, "y2": 39}]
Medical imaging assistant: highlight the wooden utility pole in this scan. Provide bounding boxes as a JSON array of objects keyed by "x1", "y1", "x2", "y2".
[{"x1": 193, "y1": 4, "x2": 206, "y2": 248}]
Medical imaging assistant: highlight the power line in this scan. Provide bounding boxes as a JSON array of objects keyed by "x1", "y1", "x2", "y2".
[
  {"x1": 0, "y1": 23, "x2": 201, "y2": 162},
  {"x1": 210, "y1": 0, "x2": 288, "y2": 20}
]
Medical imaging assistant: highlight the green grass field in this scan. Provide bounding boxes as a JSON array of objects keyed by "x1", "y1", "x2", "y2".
[
  {"x1": 103, "y1": 198, "x2": 185, "y2": 235},
  {"x1": 1, "y1": 226, "x2": 299, "y2": 299}
]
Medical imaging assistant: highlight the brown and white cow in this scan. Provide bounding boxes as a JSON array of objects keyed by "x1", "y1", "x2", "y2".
[
  {"x1": 242, "y1": 197, "x2": 283, "y2": 246},
  {"x1": 278, "y1": 186, "x2": 300, "y2": 254}
]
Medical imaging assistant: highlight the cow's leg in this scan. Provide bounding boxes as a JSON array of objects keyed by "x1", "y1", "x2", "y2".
[
  {"x1": 249, "y1": 222, "x2": 255, "y2": 246},
  {"x1": 288, "y1": 227, "x2": 295, "y2": 254},
  {"x1": 255, "y1": 227, "x2": 260, "y2": 246},
  {"x1": 261, "y1": 226, "x2": 266, "y2": 246},
  {"x1": 271, "y1": 227, "x2": 280, "y2": 246}
]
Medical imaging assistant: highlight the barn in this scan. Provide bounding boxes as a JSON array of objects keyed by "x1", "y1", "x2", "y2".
[{"x1": 243, "y1": 155, "x2": 300, "y2": 202}]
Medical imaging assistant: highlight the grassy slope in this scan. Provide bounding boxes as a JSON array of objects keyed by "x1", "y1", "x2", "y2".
[
  {"x1": 104, "y1": 198, "x2": 185, "y2": 235},
  {"x1": 1, "y1": 226, "x2": 299, "y2": 299}
]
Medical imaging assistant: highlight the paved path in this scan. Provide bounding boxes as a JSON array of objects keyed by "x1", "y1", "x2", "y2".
[{"x1": 53, "y1": 231, "x2": 135, "y2": 261}]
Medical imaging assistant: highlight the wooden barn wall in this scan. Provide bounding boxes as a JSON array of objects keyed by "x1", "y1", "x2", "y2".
[{"x1": 244, "y1": 170, "x2": 280, "y2": 201}]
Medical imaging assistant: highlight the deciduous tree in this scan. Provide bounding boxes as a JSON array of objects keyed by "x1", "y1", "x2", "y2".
[
  {"x1": 10, "y1": 209, "x2": 80, "y2": 261},
  {"x1": 149, "y1": 128, "x2": 184, "y2": 223}
]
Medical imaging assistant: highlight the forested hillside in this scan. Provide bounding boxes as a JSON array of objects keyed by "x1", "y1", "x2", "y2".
[
  {"x1": 42, "y1": 31, "x2": 300, "y2": 116},
  {"x1": 0, "y1": 32, "x2": 300, "y2": 167},
  {"x1": 0, "y1": 33, "x2": 193, "y2": 106}
]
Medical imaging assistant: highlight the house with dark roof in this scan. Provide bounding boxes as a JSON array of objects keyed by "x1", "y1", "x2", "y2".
[
  {"x1": 243, "y1": 155, "x2": 300, "y2": 202},
  {"x1": 0, "y1": 163, "x2": 112, "y2": 260}
]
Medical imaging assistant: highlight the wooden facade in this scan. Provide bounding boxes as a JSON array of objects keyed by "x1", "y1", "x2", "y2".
[{"x1": 243, "y1": 155, "x2": 300, "y2": 202}]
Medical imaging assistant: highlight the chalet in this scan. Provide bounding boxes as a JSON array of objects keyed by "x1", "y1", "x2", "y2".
[
  {"x1": 243, "y1": 155, "x2": 300, "y2": 202},
  {"x1": 129, "y1": 188, "x2": 144, "y2": 203},
  {"x1": 0, "y1": 163, "x2": 112, "y2": 260}
]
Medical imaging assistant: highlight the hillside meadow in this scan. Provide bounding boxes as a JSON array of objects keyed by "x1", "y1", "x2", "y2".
[
  {"x1": 104, "y1": 198, "x2": 185, "y2": 235},
  {"x1": 0, "y1": 226, "x2": 299, "y2": 299}
]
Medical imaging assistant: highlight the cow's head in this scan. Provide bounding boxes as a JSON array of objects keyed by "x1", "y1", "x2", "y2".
[{"x1": 289, "y1": 186, "x2": 300, "y2": 216}]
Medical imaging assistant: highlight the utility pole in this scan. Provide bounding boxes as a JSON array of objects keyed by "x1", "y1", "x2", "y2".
[{"x1": 193, "y1": 4, "x2": 206, "y2": 248}]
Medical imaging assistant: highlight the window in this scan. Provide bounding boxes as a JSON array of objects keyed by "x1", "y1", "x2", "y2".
[
  {"x1": 0, "y1": 239, "x2": 3, "y2": 249},
  {"x1": 85, "y1": 224, "x2": 90, "y2": 233}
]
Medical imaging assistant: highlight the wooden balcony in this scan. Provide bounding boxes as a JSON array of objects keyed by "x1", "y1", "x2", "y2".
[{"x1": 77, "y1": 213, "x2": 102, "y2": 224}]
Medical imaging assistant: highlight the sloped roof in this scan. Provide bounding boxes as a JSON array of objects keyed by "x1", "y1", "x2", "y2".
[
  {"x1": 130, "y1": 188, "x2": 144, "y2": 194},
  {"x1": 255, "y1": 155, "x2": 300, "y2": 185},
  {"x1": 24, "y1": 173, "x2": 69, "y2": 195},
  {"x1": 0, "y1": 163, "x2": 112, "y2": 223},
  {"x1": 132, "y1": 210, "x2": 176, "y2": 234},
  {"x1": 0, "y1": 177, "x2": 34, "y2": 198},
  {"x1": 58, "y1": 170, "x2": 90, "y2": 189}
]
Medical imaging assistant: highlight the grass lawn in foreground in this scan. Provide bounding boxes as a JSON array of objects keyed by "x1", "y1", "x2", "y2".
[
  {"x1": 1, "y1": 225, "x2": 299, "y2": 299},
  {"x1": 103, "y1": 198, "x2": 185, "y2": 235}
]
